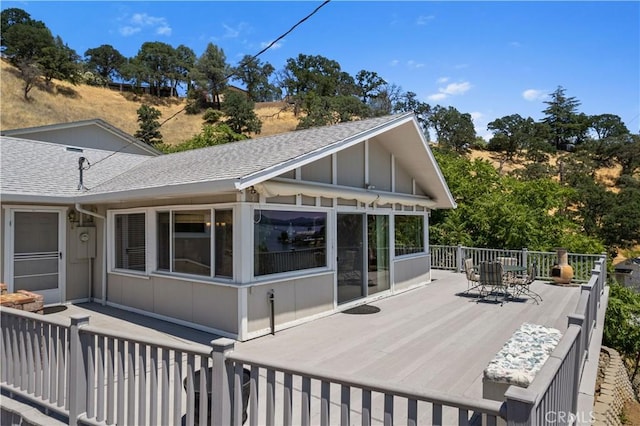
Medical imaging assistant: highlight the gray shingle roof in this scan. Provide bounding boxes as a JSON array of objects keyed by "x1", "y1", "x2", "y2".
[
  {"x1": 0, "y1": 136, "x2": 150, "y2": 200},
  {"x1": 90, "y1": 114, "x2": 411, "y2": 195}
]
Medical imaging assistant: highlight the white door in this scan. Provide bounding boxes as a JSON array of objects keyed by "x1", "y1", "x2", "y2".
[{"x1": 5, "y1": 208, "x2": 65, "y2": 305}]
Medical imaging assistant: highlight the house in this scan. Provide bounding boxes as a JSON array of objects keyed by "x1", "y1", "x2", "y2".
[{"x1": 0, "y1": 113, "x2": 456, "y2": 341}]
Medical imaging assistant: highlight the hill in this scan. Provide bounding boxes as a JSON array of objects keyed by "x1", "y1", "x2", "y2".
[{"x1": 0, "y1": 59, "x2": 298, "y2": 144}]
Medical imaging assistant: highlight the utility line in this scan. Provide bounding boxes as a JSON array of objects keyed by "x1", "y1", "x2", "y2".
[{"x1": 91, "y1": 0, "x2": 331, "y2": 168}]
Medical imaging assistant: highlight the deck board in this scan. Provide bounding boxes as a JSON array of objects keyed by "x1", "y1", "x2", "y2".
[{"x1": 234, "y1": 269, "x2": 581, "y2": 400}]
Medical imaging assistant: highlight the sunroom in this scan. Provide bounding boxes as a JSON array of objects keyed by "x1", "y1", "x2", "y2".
[{"x1": 82, "y1": 113, "x2": 456, "y2": 341}]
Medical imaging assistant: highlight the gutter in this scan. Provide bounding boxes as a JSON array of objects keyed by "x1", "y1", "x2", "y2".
[{"x1": 75, "y1": 203, "x2": 107, "y2": 306}]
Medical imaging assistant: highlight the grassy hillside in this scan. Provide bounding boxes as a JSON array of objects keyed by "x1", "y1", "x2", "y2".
[{"x1": 0, "y1": 59, "x2": 298, "y2": 144}]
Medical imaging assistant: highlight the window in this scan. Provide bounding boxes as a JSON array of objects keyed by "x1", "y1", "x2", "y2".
[
  {"x1": 394, "y1": 215, "x2": 424, "y2": 256},
  {"x1": 157, "y1": 209, "x2": 233, "y2": 278},
  {"x1": 115, "y1": 213, "x2": 146, "y2": 272},
  {"x1": 254, "y1": 210, "x2": 326, "y2": 276}
]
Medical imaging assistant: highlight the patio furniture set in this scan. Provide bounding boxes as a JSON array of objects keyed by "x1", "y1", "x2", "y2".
[{"x1": 463, "y1": 257, "x2": 543, "y2": 304}]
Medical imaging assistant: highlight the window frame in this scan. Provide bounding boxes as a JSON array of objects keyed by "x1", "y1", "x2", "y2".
[
  {"x1": 393, "y1": 213, "x2": 427, "y2": 258},
  {"x1": 108, "y1": 204, "x2": 235, "y2": 281},
  {"x1": 109, "y1": 208, "x2": 149, "y2": 276},
  {"x1": 251, "y1": 205, "x2": 332, "y2": 280}
]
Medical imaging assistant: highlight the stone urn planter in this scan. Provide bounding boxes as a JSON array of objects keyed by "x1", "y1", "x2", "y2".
[{"x1": 551, "y1": 248, "x2": 573, "y2": 285}]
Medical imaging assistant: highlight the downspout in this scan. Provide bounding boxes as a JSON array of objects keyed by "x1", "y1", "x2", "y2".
[{"x1": 75, "y1": 203, "x2": 107, "y2": 306}]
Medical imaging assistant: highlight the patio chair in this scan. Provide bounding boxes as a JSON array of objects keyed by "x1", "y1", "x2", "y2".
[
  {"x1": 463, "y1": 258, "x2": 481, "y2": 294},
  {"x1": 513, "y1": 263, "x2": 542, "y2": 304},
  {"x1": 478, "y1": 261, "x2": 508, "y2": 304}
]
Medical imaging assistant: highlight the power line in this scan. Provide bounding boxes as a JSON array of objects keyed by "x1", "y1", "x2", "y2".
[{"x1": 91, "y1": 0, "x2": 331, "y2": 168}]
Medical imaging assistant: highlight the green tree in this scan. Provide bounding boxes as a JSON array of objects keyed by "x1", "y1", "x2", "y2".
[
  {"x1": 601, "y1": 175, "x2": 640, "y2": 250},
  {"x1": 133, "y1": 41, "x2": 175, "y2": 96},
  {"x1": 614, "y1": 134, "x2": 640, "y2": 177},
  {"x1": 429, "y1": 105, "x2": 476, "y2": 152},
  {"x1": 233, "y1": 55, "x2": 279, "y2": 102},
  {"x1": 170, "y1": 44, "x2": 196, "y2": 96},
  {"x1": 158, "y1": 124, "x2": 246, "y2": 153},
  {"x1": 1, "y1": 8, "x2": 46, "y2": 51},
  {"x1": 221, "y1": 90, "x2": 262, "y2": 135},
  {"x1": 394, "y1": 91, "x2": 431, "y2": 138},
  {"x1": 487, "y1": 114, "x2": 538, "y2": 161},
  {"x1": 134, "y1": 105, "x2": 163, "y2": 145},
  {"x1": 192, "y1": 43, "x2": 230, "y2": 109},
  {"x1": 589, "y1": 113, "x2": 630, "y2": 140},
  {"x1": 2, "y1": 21, "x2": 54, "y2": 65},
  {"x1": 39, "y1": 36, "x2": 81, "y2": 86},
  {"x1": 280, "y1": 54, "x2": 353, "y2": 116},
  {"x1": 604, "y1": 282, "x2": 640, "y2": 386},
  {"x1": 542, "y1": 86, "x2": 583, "y2": 150},
  {"x1": 84, "y1": 44, "x2": 126, "y2": 83},
  {"x1": 355, "y1": 70, "x2": 386, "y2": 105}
]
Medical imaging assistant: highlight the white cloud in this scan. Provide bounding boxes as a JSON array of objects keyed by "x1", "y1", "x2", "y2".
[
  {"x1": 222, "y1": 22, "x2": 250, "y2": 39},
  {"x1": 441, "y1": 81, "x2": 472, "y2": 95},
  {"x1": 454, "y1": 63, "x2": 469, "y2": 69},
  {"x1": 427, "y1": 80, "x2": 472, "y2": 102},
  {"x1": 470, "y1": 111, "x2": 483, "y2": 122},
  {"x1": 427, "y1": 93, "x2": 447, "y2": 101},
  {"x1": 261, "y1": 40, "x2": 283, "y2": 49},
  {"x1": 416, "y1": 15, "x2": 435, "y2": 25},
  {"x1": 407, "y1": 60, "x2": 425, "y2": 69},
  {"x1": 522, "y1": 89, "x2": 547, "y2": 101},
  {"x1": 390, "y1": 59, "x2": 399, "y2": 67},
  {"x1": 437, "y1": 77, "x2": 449, "y2": 84},
  {"x1": 156, "y1": 26, "x2": 172, "y2": 36},
  {"x1": 119, "y1": 12, "x2": 171, "y2": 37},
  {"x1": 119, "y1": 26, "x2": 140, "y2": 36}
]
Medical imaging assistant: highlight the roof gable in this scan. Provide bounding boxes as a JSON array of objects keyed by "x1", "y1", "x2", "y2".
[{"x1": 1, "y1": 119, "x2": 161, "y2": 156}]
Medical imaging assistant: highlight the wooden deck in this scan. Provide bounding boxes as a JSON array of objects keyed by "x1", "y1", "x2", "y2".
[
  {"x1": 234, "y1": 269, "x2": 580, "y2": 401},
  {"x1": 46, "y1": 269, "x2": 580, "y2": 404}
]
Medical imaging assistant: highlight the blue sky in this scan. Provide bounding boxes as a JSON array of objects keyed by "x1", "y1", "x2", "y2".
[{"x1": 4, "y1": 1, "x2": 639, "y2": 137}]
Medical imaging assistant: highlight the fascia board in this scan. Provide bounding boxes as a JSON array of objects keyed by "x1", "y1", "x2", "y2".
[
  {"x1": 0, "y1": 193, "x2": 74, "y2": 204},
  {"x1": 77, "y1": 179, "x2": 238, "y2": 203}
]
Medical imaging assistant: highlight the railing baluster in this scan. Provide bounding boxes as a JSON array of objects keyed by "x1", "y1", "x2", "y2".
[
  {"x1": 33, "y1": 320, "x2": 43, "y2": 397},
  {"x1": 150, "y1": 346, "x2": 158, "y2": 426},
  {"x1": 173, "y1": 351, "x2": 183, "y2": 426},
  {"x1": 127, "y1": 341, "x2": 136, "y2": 425},
  {"x1": 233, "y1": 363, "x2": 244, "y2": 426},
  {"x1": 57, "y1": 327, "x2": 65, "y2": 409},
  {"x1": 361, "y1": 388, "x2": 371, "y2": 426},
  {"x1": 198, "y1": 356, "x2": 208, "y2": 426},
  {"x1": 106, "y1": 337, "x2": 115, "y2": 425},
  {"x1": 281, "y1": 372, "x2": 292, "y2": 426},
  {"x1": 185, "y1": 353, "x2": 195, "y2": 426},
  {"x1": 96, "y1": 336, "x2": 105, "y2": 422},
  {"x1": 26, "y1": 319, "x2": 35, "y2": 394},
  {"x1": 117, "y1": 339, "x2": 125, "y2": 426},
  {"x1": 138, "y1": 344, "x2": 147, "y2": 425},
  {"x1": 86, "y1": 333, "x2": 95, "y2": 420},
  {"x1": 161, "y1": 348, "x2": 169, "y2": 426},
  {"x1": 340, "y1": 385, "x2": 350, "y2": 426},
  {"x1": 266, "y1": 369, "x2": 275, "y2": 426},
  {"x1": 249, "y1": 366, "x2": 259, "y2": 426}
]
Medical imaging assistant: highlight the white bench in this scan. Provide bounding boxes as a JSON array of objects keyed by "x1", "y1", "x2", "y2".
[{"x1": 483, "y1": 322, "x2": 562, "y2": 402}]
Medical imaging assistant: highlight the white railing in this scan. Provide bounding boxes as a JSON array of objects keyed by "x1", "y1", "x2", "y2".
[
  {"x1": 1, "y1": 256, "x2": 607, "y2": 426},
  {"x1": 430, "y1": 245, "x2": 604, "y2": 282},
  {"x1": 503, "y1": 257, "x2": 607, "y2": 425}
]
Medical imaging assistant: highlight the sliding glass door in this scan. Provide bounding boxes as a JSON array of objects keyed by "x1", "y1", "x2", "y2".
[{"x1": 337, "y1": 213, "x2": 390, "y2": 304}]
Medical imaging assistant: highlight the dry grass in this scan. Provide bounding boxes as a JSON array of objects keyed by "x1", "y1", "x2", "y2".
[{"x1": 0, "y1": 60, "x2": 298, "y2": 144}]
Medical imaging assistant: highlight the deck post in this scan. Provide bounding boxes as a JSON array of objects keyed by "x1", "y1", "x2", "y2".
[
  {"x1": 68, "y1": 314, "x2": 90, "y2": 426},
  {"x1": 522, "y1": 248, "x2": 528, "y2": 268},
  {"x1": 504, "y1": 386, "x2": 537, "y2": 426},
  {"x1": 567, "y1": 316, "x2": 585, "y2": 414},
  {"x1": 211, "y1": 338, "x2": 236, "y2": 426},
  {"x1": 457, "y1": 245, "x2": 463, "y2": 272}
]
